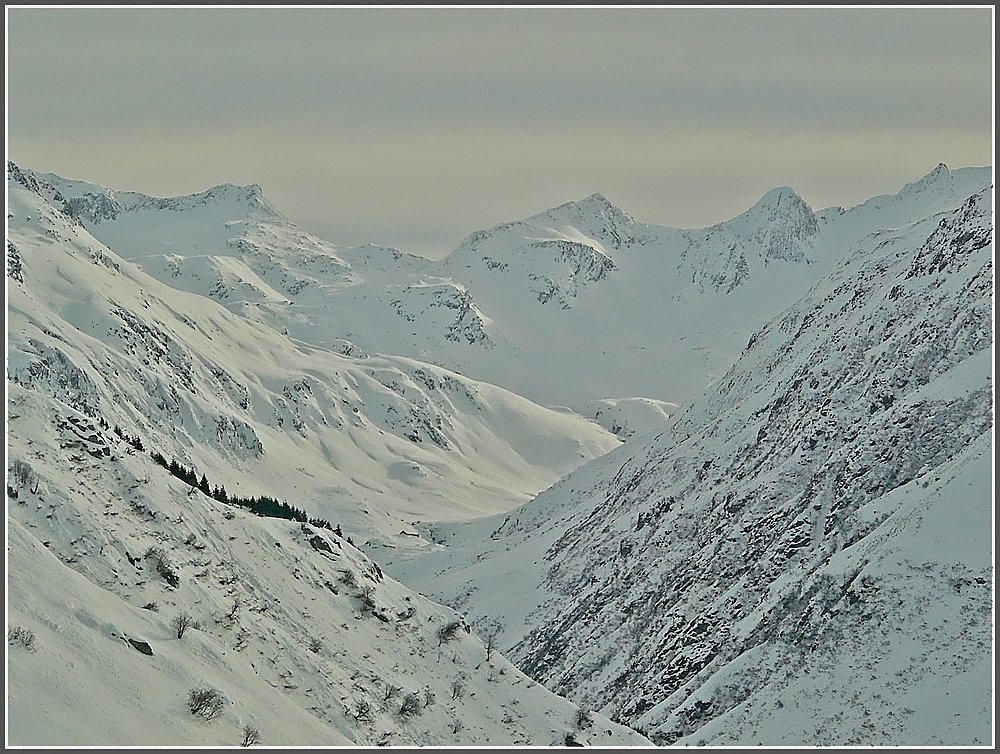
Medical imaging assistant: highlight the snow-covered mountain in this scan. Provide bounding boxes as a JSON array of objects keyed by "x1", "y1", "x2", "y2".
[
  {"x1": 6, "y1": 158, "x2": 993, "y2": 747},
  {"x1": 6, "y1": 165, "x2": 650, "y2": 746},
  {"x1": 7, "y1": 164, "x2": 621, "y2": 547},
  {"x1": 378, "y1": 185, "x2": 995, "y2": 745},
  {"x1": 33, "y1": 162, "x2": 990, "y2": 424}
]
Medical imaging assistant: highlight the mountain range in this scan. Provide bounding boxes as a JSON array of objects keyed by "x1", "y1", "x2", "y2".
[{"x1": 6, "y1": 159, "x2": 993, "y2": 746}]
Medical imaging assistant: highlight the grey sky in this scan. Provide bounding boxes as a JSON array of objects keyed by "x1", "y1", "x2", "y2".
[{"x1": 7, "y1": 7, "x2": 993, "y2": 259}]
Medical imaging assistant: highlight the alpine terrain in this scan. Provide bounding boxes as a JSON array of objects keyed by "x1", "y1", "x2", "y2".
[
  {"x1": 379, "y1": 177, "x2": 995, "y2": 745},
  {"x1": 6, "y1": 159, "x2": 993, "y2": 747},
  {"x1": 5, "y1": 163, "x2": 644, "y2": 746}
]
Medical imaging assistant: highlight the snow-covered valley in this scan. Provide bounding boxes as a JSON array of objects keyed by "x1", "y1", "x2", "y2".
[{"x1": 6, "y1": 160, "x2": 994, "y2": 746}]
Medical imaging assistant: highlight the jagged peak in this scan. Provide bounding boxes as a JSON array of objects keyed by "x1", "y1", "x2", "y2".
[
  {"x1": 901, "y1": 162, "x2": 954, "y2": 193},
  {"x1": 11, "y1": 164, "x2": 277, "y2": 217},
  {"x1": 928, "y1": 161, "x2": 950, "y2": 177},
  {"x1": 7, "y1": 161, "x2": 43, "y2": 193}
]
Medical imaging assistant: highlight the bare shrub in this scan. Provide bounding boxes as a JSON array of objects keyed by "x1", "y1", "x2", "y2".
[
  {"x1": 436, "y1": 620, "x2": 462, "y2": 647},
  {"x1": 450, "y1": 679, "x2": 464, "y2": 700},
  {"x1": 338, "y1": 569, "x2": 357, "y2": 587},
  {"x1": 358, "y1": 584, "x2": 377, "y2": 614},
  {"x1": 10, "y1": 460, "x2": 37, "y2": 492},
  {"x1": 8, "y1": 626, "x2": 37, "y2": 652},
  {"x1": 157, "y1": 559, "x2": 180, "y2": 588},
  {"x1": 172, "y1": 612, "x2": 194, "y2": 638},
  {"x1": 187, "y1": 686, "x2": 225, "y2": 720},
  {"x1": 382, "y1": 682, "x2": 400, "y2": 702},
  {"x1": 151, "y1": 550, "x2": 180, "y2": 588},
  {"x1": 308, "y1": 637, "x2": 323, "y2": 654},
  {"x1": 422, "y1": 688, "x2": 435, "y2": 708},
  {"x1": 398, "y1": 692, "x2": 422, "y2": 718},
  {"x1": 240, "y1": 724, "x2": 260, "y2": 747},
  {"x1": 574, "y1": 707, "x2": 593, "y2": 730},
  {"x1": 484, "y1": 631, "x2": 497, "y2": 662},
  {"x1": 451, "y1": 718, "x2": 464, "y2": 735},
  {"x1": 353, "y1": 698, "x2": 374, "y2": 723},
  {"x1": 142, "y1": 601, "x2": 160, "y2": 612}
]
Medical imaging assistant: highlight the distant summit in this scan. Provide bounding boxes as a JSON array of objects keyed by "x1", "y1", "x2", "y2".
[{"x1": 527, "y1": 191, "x2": 640, "y2": 249}]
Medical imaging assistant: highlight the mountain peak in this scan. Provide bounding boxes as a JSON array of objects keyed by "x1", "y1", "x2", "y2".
[
  {"x1": 527, "y1": 192, "x2": 637, "y2": 249},
  {"x1": 578, "y1": 191, "x2": 615, "y2": 208},
  {"x1": 549, "y1": 191, "x2": 631, "y2": 220},
  {"x1": 191, "y1": 181, "x2": 273, "y2": 210},
  {"x1": 699, "y1": 184, "x2": 819, "y2": 268},
  {"x1": 748, "y1": 185, "x2": 808, "y2": 213},
  {"x1": 904, "y1": 162, "x2": 953, "y2": 193}
]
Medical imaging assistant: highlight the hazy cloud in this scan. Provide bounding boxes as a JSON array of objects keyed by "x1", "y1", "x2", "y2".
[{"x1": 7, "y1": 7, "x2": 992, "y2": 257}]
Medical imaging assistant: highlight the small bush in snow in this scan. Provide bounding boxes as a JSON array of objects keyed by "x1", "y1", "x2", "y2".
[
  {"x1": 382, "y1": 682, "x2": 400, "y2": 702},
  {"x1": 156, "y1": 554, "x2": 180, "y2": 588},
  {"x1": 352, "y1": 698, "x2": 374, "y2": 723},
  {"x1": 240, "y1": 724, "x2": 260, "y2": 747},
  {"x1": 574, "y1": 707, "x2": 593, "y2": 730},
  {"x1": 398, "y1": 692, "x2": 422, "y2": 718},
  {"x1": 187, "y1": 686, "x2": 225, "y2": 720},
  {"x1": 308, "y1": 637, "x2": 323, "y2": 654},
  {"x1": 358, "y1": 584, "x2": 377, "y2": 614},
  {"x1": 8, "y1": 626, "x2": 37, "y2": 652},
  {"x1": 10, "y1": 460, "x2": 38, "y2": 493},
  {"x1": 338, "y1": 569, "x2": 357, "y2": 587},
  {"x1": 422, "y1": 688, "x2": 436, "y2": 708},
  {"x1": 436, "y1": 620, "x2": 462, "y2": 647},
  {"x1": 451, "y1": 718, "x2": 464, "y2": 735},
  {"x1": 450, "y1": 679, "x2": 464, "y2": 700},
  {"x1": 142, "y1": 601, "x2": 160, "y2": 612},
  {"x1": 172, "y1": 612, "x2": 194, "y2": 638}
]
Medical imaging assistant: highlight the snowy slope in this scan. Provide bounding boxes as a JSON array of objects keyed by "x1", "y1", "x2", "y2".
[
  {"x1": 6, "y1": 163, "x2": 649, "y2": 747},
  {"x1": 379, "y1": 185, "x2": 995, "y2": 745},
  {"x1": 6, "y1": 385, "x2": 649, "y2": 747},
  {"x1": 6, "y1": 164, "x2": 619, "y2": 550}
]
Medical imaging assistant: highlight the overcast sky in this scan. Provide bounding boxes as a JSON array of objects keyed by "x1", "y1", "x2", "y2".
[{"x1": 7, "y1": 7, "x2": 994, "y2": 258}]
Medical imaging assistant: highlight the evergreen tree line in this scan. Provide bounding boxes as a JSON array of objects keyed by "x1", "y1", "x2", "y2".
[{"x1": 149, "y1": 450, "x2": 337, "y2": 533}]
